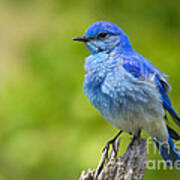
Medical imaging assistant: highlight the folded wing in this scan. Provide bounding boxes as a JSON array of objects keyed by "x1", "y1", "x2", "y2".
[{"x1": 122, "y1": 55, "x2": 180, "y2": 126}]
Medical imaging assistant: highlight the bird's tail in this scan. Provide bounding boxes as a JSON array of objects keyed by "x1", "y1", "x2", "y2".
[{"x1": 153, "y1": 134, "x2": 180, "y2": 168}]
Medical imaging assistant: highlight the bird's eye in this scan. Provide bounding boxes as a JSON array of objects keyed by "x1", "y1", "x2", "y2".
[{"x1": 98, "y1": 32, "x2": 108, "y2": 39}]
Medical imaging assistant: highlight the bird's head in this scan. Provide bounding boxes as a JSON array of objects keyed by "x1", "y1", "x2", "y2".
[{"x1": 73, "y1": 21, "x2": 131, "y2": 54}]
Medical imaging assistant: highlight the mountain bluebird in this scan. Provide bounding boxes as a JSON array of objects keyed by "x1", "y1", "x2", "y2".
[{"x1": 73, "y1": 21, "x2": 180, "y2": 168}]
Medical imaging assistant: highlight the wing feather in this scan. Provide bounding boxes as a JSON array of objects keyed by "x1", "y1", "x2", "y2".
[{"x1": 121, "y1": 56, "x2": 180, "y2": 126}]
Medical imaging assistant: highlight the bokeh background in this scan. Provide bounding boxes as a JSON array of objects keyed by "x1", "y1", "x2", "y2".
[{"x1": 0, "y1": 0, "x2": 180, "y2": 179}]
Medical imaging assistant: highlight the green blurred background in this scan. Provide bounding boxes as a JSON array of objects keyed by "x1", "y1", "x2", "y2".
[{"x1": 0, "y1": 0, "x2": 180, "y2": 179}]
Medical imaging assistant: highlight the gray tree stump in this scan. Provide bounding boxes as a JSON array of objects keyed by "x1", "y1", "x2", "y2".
[{"x1": 79, "y1": 137, "x2": 147, "y2": 180}]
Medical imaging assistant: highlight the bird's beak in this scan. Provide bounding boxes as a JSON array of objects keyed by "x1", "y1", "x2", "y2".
[{"x1": 72, "y1": 36, "x2": 89, "y2": 42}]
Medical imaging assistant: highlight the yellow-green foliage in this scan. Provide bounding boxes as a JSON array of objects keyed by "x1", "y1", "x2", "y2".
[{"x1": 0, "y1": 0, "x2": 179, "y2": 179}]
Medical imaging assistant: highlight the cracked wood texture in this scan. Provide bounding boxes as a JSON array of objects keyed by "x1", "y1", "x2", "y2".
[{"x1": 79, "y1": 138, "x2": 147, "y2": 180}]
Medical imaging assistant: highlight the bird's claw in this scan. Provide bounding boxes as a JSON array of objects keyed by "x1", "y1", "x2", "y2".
[
  {"x1": 103, "y1": 143, "x2": 110, "y2": 159},
  {"x1": 103, "y1": 140, "x2": 117, "y2": 159},
  {"x1": 102, "y1": 131, "x2": 123, "y2": 159}
]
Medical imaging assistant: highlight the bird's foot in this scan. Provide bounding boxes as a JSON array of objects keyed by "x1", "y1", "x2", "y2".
[
  {"x1": 102, "y1": 130, "x2": 123, "y2": 159},
  {"x1": 129, "y1": 130, "x2": 141, "y2": 147},
  {"x1": 103, "y1": 139, "x2": 117, "y2": 158},
  {"x1": 95, "y1": 132, "x2": 122, "y2": 178}
]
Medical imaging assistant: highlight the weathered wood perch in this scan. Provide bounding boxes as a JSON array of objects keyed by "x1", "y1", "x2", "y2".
[{"x1": 79, "y1": 137, "x2": 147, "y2": 180}]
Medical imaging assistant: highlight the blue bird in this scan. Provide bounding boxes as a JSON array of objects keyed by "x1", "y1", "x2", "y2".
[{"x1": 73, "y1": 21, "x2": 180, "y2": 168}]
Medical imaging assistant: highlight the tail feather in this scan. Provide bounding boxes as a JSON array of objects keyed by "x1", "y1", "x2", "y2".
[
  {"x1": 153, "y1": 134, "x2": 180, "y2": 168},
  {"x1": 163, "y1": 99, "x2": 180, "y2": 126},
  {"x1": 167, "y1": 125, "x2": 180, "y2": 141}
]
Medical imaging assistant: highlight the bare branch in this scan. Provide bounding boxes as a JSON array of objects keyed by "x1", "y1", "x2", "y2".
[{"x1": 79, "y1": 137, "x2": 147, "y2": 180}]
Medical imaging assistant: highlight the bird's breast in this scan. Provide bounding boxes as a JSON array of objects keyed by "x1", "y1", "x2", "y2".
[{"x1": 83, "y1": 62, "x2": 164, "y2": 132}]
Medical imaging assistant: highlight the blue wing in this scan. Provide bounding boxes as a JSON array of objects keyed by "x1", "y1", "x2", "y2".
[{"x1": 122, "y1": 54, "x2": 180, "y2": 126}]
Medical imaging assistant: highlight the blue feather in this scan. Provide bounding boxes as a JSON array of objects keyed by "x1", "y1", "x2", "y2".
[
  {"x1": 122, "y1": 55, "x2": 180, "y2": 126},
  {"x1": 75, "y1": 20, "x2": 180, "y2": 169},
  {"x1": 153, "y1": 134, "x2": 180, "y2": 167},
  {"x1": 157, "y1": 80, "x2": 180, "y2": 126}
]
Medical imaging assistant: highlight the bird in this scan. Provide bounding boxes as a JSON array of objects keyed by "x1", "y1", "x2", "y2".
[{"x1": 73, "y1": 21, "x2": 180, "y2": 168}]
